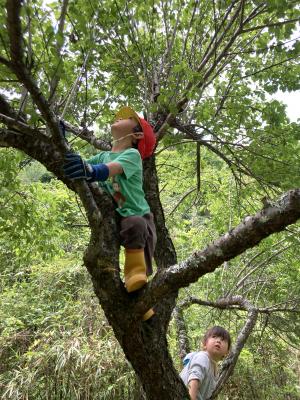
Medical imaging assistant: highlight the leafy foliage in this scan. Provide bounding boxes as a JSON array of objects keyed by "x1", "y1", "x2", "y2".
[
  {"x1": 0, "y1": 259, "x2": 140, "y2": 400},
  {"x1": 0, "y1": 150, "x2": 88, "y2": 286}
]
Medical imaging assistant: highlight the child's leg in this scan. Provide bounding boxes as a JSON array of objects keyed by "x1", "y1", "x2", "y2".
[
  {"x1": 121, "y1": 216, "x2": 148, "y2": 292},
  {"x1": 124, "y1": 248, "x2": 147, "y2": 292},
  {"x1": 120, "y1": 214, "x2": 157, "y2": 276},
  {"x1": 120, "y1": 215, "x2": 157, "y2": 320}
]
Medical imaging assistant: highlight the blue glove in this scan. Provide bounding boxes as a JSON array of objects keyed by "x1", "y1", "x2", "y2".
[{"x1": 63, "y1": 153, "x2": 109, "y2": 181}]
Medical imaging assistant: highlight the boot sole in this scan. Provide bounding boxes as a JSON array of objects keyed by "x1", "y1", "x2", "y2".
[
  {"x1": 143, "y1": 308, "x2": 155, "y2": 321},
  {"x1": 126, "y1": 275, "x2": 147, "y2": 293}
]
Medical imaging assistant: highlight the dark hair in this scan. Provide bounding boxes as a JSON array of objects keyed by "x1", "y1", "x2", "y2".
[
  {"x1": 203, "y1": 326, "x2": 231, "y2": 350},
  {"x1": 132, "y1": 123, "x2": 142, "y2": 149},
  {"x1": 132, "y1": 123, "x2": 142, "y2": 133}
]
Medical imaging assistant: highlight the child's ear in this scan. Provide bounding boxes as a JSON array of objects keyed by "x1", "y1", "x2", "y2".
[{"x1": 132, "y1": 132, "x2": 144, "y2": 141}]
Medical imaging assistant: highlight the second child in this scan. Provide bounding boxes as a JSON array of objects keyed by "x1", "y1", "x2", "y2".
[{"x1": 180, "y1": 326, "x2": 231, "y2": 400}]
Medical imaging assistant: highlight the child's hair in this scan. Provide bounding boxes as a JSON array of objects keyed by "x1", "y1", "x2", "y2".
[
  {"x1": 132, "y1": 123, "x2": 143, "y2": 149},
  {"x1": 132, "y1": 123, "x2": 142, "y2": 133},
  {"x1": 202, "y1": 326, "x2": 231, "y2": 350}
]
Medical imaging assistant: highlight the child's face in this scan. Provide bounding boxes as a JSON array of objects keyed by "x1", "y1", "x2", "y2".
[
  {"x1": 111, "y1": 117, "x2": 139, "y2": 137},
  {"x1": 203, "y1": 335, "x2": 229, "y2": 362}
]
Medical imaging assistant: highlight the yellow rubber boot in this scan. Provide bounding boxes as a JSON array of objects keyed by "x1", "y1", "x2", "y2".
[
  {"x1": 124, "y1": 249, "x2": 147, "y2": 293},
  {"x1": 143, "y1": 308, "x2": 155, "y2": 321}
]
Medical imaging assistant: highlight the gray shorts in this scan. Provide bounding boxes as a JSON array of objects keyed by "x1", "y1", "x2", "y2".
[{"x1": 120, "y1": 213, "x2": 157, "y2": 275}]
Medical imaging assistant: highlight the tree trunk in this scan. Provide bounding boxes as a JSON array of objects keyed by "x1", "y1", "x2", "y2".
[{"x1": 79, "y1": 155, "x2": 188, "y2": 399}]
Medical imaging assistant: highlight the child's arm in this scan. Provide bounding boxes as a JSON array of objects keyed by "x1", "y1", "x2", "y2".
[
  {"x1": 186, "y1": 352, "x2": 210, "y2": 399},
  {"x1": 188, "y1": 379, "x2": 199, "y2": 400},
  {"x1": 63, "y1": 153, "x2": 124, "y2": 182},
  {"x1": 106, "y1": 162, "x2": 123, "y2": 177}
]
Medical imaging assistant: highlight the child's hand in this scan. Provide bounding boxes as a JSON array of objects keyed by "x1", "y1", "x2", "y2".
[
  {"x1": 63, "y1": 152, "x2": 92, "y2": 180},
  {"x1": 63, "y1": 152, "x2": 109, "y2": 182}
]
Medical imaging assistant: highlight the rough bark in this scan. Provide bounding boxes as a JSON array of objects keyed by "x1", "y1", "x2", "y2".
[
  {"x1": 173, "y1": 306, "x2": 191, "y2": 360},
  {"x1": 145, "y1": 189, "x2": 300, "y2": 309}
]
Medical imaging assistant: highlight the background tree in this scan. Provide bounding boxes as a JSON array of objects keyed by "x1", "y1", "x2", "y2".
[{"x1": 0, "y1": 0, "x2": 300, "y2": 399}]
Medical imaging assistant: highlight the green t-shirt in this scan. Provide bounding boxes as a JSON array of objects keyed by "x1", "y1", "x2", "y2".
[{"x1": 87, "y1": 148, "x2": 150, "y2": 217}]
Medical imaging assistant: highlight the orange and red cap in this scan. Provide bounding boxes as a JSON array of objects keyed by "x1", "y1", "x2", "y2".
[{"x1": 114, "y1": 106, "x2": 156, "y2": 160}]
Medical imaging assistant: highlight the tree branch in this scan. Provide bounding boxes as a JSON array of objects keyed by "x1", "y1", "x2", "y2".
[
  {"x1": 6, "y1": 0, "x2": 67, "y2": 149},
  {"x1": 241, "y1": 17, "x2": 300, "y2": 34},
  {"x1": 171, "y1": 120, "x2": 255, "y2": 182},
  {"x1": 241, "y1": 55, "x2": 299, "y2": 80},
  {"x1": 62, "y1": 120, "x2": 111, "y2": 150},
  {"x1": 137, "y1": 189, "x2": 300, "y2": 313},
  {"x1": 177, "y1": 0, "x2": 244, "y2": 111},
  {"x1": 179, "y1": 296, "x2": 300, "y2": 314},
  {"x1": 60, "y1": 51, "x2": 90, "y2": 119},
  {"x1": 173, "y1": 306, "x2": 190, "y2": 360},
  {"x1": 235, "y1": 244, "x2": 291, "y2": 290},
  {"x1": 197, "y1": 0, "x2": 240, "y2": 74},
  {"x1": 0, "y1": 93, "x2": 24, "y2": 120},
  {"x1": 0, "y1": 113, "x2": 37, "y2": 136},
  {"x1": 48, "y1": 0, "x2": 69, "y2": 102}
]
